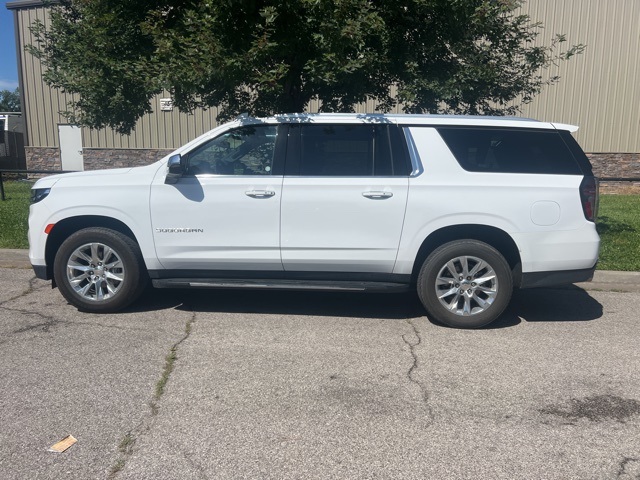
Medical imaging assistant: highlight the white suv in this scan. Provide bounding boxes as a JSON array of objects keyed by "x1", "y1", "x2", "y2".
[{"x1": 28, "y1": 114, "x2": 599, "y2": 328}]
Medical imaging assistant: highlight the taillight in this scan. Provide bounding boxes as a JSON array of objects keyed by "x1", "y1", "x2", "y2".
[{"x1": 579, "y1": 176, "x2": 599, "y2": 222}]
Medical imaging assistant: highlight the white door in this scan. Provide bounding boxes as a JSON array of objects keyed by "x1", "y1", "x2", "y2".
[
  {"x1": 280, "y1": 124, "x2": 409, "y2": 273},
  {"x1": 281, "y1": 178, "x2": 409, "y2": 272},
  {"x1": 150, "y1": 125, "x2": 284, "y2": 271},
  {"x1": 58, "y1": 125, "x2": 84, "y2": 171}
]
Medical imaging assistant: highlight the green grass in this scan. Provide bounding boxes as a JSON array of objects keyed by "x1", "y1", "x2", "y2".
[
  {"x1": 597, "y1": 195, "x2": 640, "y2": 271},
  {"x1": 0, "y1": 180, "x2": 32, "y2": 249},
  {"x1": 1, "y1": 180, "x2": 639, "y2": 270}
]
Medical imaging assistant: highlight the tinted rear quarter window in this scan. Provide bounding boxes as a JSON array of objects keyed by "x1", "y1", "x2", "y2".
[{"x1": 437, "y1": 127, "x2": 583, "y2": 175}]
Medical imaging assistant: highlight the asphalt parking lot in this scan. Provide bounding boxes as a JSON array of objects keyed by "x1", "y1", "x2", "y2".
[{"x1": 1, "y1": 261, "x2": 640, "y2": 479}]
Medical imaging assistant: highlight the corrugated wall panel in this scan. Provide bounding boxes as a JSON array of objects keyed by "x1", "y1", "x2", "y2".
[
  {"x1": 17, "y1": 6, "x2": 72, "y2": 148},
  {"x1": 519, "y1": 0, "x2": 640, "y2": 152}
]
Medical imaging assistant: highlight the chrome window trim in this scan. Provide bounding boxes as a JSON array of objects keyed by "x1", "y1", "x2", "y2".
[{"x1": 403, "y1": 127, "x2": 424, "y2": 177}]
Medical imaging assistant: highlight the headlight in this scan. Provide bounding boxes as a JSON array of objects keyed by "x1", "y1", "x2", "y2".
[{"x1": 30, "y1": 188, "x2": 51, "y2": 204}]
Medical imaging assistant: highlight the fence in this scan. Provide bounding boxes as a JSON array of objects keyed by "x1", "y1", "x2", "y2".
[{"x1": 0, "y1": 130, "x2": 26, "y2": 171}]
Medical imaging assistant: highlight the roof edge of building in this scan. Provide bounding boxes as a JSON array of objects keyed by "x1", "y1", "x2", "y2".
[{"x1": 6, "y1": 0, "x2": 59, "y2": 10}]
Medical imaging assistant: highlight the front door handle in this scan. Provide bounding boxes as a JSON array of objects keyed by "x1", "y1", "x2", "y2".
[
  {"x1": 362, "y1": 191, "x2": 393, "y2": 199},
  {"x1": 245, "y1": 190, "x2": 276, "y2": 198}
]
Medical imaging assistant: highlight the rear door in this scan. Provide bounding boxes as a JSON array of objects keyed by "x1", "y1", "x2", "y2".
[{"x1": 280, "y1": 124, "x2": 410, "y2": 273}]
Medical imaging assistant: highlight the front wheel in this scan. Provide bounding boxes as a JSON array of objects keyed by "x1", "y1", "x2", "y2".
[
  {"x1": 417, "y1": 240, "x2": 513, "y2": 328},
  {"x1": 53, "y1": 227, "x2": 148, "y2": 313}
]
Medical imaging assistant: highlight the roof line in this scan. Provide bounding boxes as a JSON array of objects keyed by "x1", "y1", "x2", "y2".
[{"x1": 6, "y1": 1, "x2": 59, "y2": 10}]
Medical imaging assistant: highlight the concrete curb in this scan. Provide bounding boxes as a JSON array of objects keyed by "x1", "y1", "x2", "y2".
[
  {"x1": 0, "y1": 249, "x2": 31, "y2": 270},
  {"x1": 1, "y1": 249, "x2": 638, "y2": 292}
]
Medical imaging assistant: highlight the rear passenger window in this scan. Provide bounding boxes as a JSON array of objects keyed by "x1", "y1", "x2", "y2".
[
  {"x1": 437, "y1": 128, "x2": 582, "y2": 175},
  {"x1": 298, "y1": 125, "x2": 399, "y2": 176}
]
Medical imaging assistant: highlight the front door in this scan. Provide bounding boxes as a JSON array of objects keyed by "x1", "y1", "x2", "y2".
[{"x1": 150, "y1": 125, "x2": 284, "y2": 272}]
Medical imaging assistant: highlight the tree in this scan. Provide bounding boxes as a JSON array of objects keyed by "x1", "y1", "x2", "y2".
[
  {"x1": 29, "y1": 0, "x2": 584, "y2": 135},
  {"x1": 0, "y1": 88, "x2": 21, "y2": 112}
]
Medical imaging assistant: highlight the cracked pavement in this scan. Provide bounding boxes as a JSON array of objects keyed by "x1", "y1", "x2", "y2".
[{"x1": 1, "y1": 266, "x2": 640, "y2": 479}]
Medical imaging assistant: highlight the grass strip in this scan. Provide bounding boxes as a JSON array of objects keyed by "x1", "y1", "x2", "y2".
[
  {"x1": 0, "y1": 180, "x2": 32, "y2": 249},
  {"x1": 596, "y1": 195, "x2": 640, "y2": 271}
]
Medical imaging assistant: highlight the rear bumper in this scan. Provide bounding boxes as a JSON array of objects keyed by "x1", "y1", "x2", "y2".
[
  {"x1": 520, "y1": 264, "x2": 596, "y2": 289},
  {"x1": 32, "y1": 264, "x2": 49, "y2": 280}
]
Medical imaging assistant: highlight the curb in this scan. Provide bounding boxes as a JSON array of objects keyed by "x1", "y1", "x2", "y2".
[
  {"x1": 1, "y1": 249, "x2": 639, "y2": 293},
  {"x1": 0, "y1": 249, "x2": 31, "y2": 270}
]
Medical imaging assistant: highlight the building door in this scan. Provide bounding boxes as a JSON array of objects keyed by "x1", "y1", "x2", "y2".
[{"x1": 58, "y1": 125, "x2": 84, "y2": 171}]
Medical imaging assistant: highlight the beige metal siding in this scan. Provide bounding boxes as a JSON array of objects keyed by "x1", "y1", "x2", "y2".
[
  {"x1": 15, "y1": 6, "x2": 221, "y2": 150},
  {"x1": 517, "y1": 0, "x2": 640, "y2": 152},
  {"x1": 14, "y1": 1, "x2": 640, "y2": 153},
  {"x1": 16, "y1": 6, "x2": 69, "y2": 148},
  {"x1": 82, "y1": 95, "x2": 219, "y2": 149}
]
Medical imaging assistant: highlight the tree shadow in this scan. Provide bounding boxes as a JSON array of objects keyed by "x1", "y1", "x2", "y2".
[{"x1": 597, "y1": 215, "x2": 636, "y2": 235}]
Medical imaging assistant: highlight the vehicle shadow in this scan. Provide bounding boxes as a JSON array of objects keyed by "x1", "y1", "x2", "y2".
[
  {"x1": 131, "y1": 288, "x2": 425, "y2": 320},
  {"x1": 128, "y1": 284, "x2": 604, "y2": 327},
  {"x1": 489, "y1": 286, "x2": 604, "y2": 329}
]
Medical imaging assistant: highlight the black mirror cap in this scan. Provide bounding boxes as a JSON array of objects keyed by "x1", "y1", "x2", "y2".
[{"x1": 165, "y1": 154, "x2": 184, "y2": 184}]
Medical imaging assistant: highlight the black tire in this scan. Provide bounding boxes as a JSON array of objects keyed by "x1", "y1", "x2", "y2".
[
  {"x1": 417, "y1": 240, "x2": 513, "y2": 328},
  {"x1": 53, "y1": 227, "x2": 148, "y2": 313}
]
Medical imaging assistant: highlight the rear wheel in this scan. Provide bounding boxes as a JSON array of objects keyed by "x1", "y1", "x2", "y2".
[
  {"x1": 54, "y1": 227, "x2": 147, "y2": 312},
  {"x1": 417, "y1": 240, "x2": 513, "y2": 328}
]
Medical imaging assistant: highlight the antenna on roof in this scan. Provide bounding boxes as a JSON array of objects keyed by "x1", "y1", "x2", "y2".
[{"x1": 236, "y1": 112, "x2": 250, "y2": 120}]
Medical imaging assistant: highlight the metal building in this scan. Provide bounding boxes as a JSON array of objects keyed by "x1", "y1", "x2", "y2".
[{"x1": 6, "y1": 0, "x2": 640, "y2": 176}]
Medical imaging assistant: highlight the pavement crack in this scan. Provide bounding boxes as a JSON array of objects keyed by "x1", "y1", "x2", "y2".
[
  {"x1": 617, "y1": 456, "x2": 640, "y2": 479},
  {"x1": 1, "y1": 306, "x2": 65, "y2": 337},
  {"x1": 178, "y1": 445, "x2": 208, "y2": 479},
  {"x1": 150, "y1": 309, "x2": 197, "y2": 415},
  {"x1": 108, "y1": 309, "x2": 197, "y2": 478},
  {"x1": 402, "y1": 319, "x2": 434, "y2": 423},
  {"x1": 107, "y1": 424, "x2": 148, "y2": 480},
  {"x1": 0, "y1": 275, "x2": 47, "y2": 308}
]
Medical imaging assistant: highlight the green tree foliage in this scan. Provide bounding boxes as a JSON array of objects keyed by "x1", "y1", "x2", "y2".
[
  {"x1": 0, "y1": 88, "x2": 21, "y2": 112},
  {"x1": 29, "y1": 0, "x2": 584, "y2": 134}
]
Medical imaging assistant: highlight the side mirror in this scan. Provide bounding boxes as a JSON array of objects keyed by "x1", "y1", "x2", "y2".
[{"x1": 165, "y1": 154, "x2": 185, "y2": 184}]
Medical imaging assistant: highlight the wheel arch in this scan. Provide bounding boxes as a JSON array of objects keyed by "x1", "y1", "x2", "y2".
[
  {"x1": 45, "y1": 216, "x2": 140, "y2": 283},
  {"x1": 411, "y1": 224, "x2": 522, "y2": 287}
]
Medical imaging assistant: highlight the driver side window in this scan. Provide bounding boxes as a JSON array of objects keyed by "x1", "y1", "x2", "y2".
[{"x1": 185, "y1": 125, "x2": 277, "y2": 176}]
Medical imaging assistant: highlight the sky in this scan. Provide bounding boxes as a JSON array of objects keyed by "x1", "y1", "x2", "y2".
[{"x1": 0, "y1": 1, "x2": 19, "y2": 91}]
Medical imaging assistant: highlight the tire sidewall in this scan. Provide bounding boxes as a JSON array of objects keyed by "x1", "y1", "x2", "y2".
[
  {"x1": 54, "y1": 228, "x2": 144, "y2": 313},
  {"x1": 418, "y1": 240, "x2": 513, "y2": 329}
]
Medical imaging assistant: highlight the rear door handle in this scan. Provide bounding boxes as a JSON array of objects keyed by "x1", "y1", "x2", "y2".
[
  {"x1": 362, "y1": 191, "x2": 393, "y2": 199},
  {"x1": 245, "y1": 190, "x2": 276, "y2": 198}
]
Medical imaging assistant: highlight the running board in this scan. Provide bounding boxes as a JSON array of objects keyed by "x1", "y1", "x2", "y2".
[{"x1": 152, "y1": 278, "x2": 410, "y2": 292}]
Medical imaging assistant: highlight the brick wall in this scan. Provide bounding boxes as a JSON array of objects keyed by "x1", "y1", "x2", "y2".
[
  {"x1": 83, "y1": 148, "x2": 172, "y2": 170},
  {"x1": 24, "y1": 146, "x2": 61, "y2": 171},
  {"x1": 25, "y1": 147, "x2": 171, "y2": 172},
  {"x1": 587, "y1": 153, "x2": 640, "y2": 194},
  {"x1": 587, "y1": 153, "x2": 640, "y2": 179}
]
